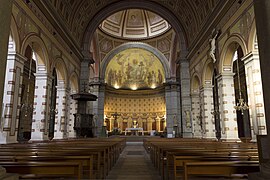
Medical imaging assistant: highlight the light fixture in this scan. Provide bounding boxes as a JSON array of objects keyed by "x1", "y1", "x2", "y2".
[{"x1": 233, "y1": 44, "x2": 249, "y2": 114}]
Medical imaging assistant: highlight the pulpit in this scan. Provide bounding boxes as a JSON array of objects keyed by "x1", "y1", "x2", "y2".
[{"x1": 71, "y1": 92, "x2": 97, "y2": 137}]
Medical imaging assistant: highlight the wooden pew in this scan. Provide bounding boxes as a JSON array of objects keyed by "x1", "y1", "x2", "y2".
[
  {"x1": 183, "y1": 160, "x2": 259, "y2": 180},
  {"x1": 0, "y1": 161, "x2": 82, "y2": 179},
  {"x1": 0, "y1": 137, "x2": 126, "y2": 179}
]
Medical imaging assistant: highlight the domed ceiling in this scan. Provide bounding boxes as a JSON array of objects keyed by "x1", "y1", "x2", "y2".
[{"x1": 99, "y1": 9, "x2": 171, "y2": 40}]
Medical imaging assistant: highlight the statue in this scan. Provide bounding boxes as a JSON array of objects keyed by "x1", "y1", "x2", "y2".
[{"x1": 209, "y1": 30, "x2": 219, "y2": 63}]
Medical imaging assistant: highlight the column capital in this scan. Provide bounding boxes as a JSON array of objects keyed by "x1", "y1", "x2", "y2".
[
  {"x1": 216, "y1": 72, "x2": 235, "y2": 81},
  {"x1": 242, "y1": 51, "x2": 260, "y2": 65},
  {"x1": 7, "y1": 52, "x2": 27, "y2": 65}
]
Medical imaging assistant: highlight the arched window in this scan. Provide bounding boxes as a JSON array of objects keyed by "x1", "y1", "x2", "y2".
[
  {"x1": 212, "y1": 69, "x2": 221, "y2": 140},
  {"x1": 233, "y1": 47, "x2": 251, "y2": 142},
  {"x1": 48, "y1": 68, "x2": 57, "y2": 140},
  {"x1": 18, "y1": 45, "x2": 36, "y2": 142}
]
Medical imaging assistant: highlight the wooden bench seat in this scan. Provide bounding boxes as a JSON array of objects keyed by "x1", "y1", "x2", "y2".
[
  {"x1": 0, "y1": 161, "x2": 82, "y2": 179},
  {"x1": 183, "y1": 160, "x2": 260, "y2": 180}
]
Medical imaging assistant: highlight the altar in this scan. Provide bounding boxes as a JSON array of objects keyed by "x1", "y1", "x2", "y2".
[{"x1": 124, "y1": 127, "x2": 144, "y2": 136}]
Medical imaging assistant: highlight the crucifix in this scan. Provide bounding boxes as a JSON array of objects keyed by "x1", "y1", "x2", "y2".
[{"x1": 112, "y1": 112, "x2": 120, "y2": 128}]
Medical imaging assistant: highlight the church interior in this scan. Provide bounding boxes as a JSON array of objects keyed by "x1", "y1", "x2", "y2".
[{"x1": 0, "y1": 0, "x2": 270, "y2": 179}]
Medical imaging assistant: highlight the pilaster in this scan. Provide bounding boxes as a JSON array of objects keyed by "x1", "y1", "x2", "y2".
[
  {"x1": 191, "y1": 91, "x2": 201, "y2": 138},
  {"x1": 242, "y1": 52, "x2": 266, "y2": 141},
  {"x1": 200, "y1": 85, "x2": 216, "y2": 139},
  {"x1": 31, "y1": 73, "x2": 50, "y2": 141},
  {"x1": 0, "y1": 53, "x2": 25, "y2": 144},
  {"x1": 217, "y1": 72, "x2": 239, "y2": 140},
  {"x1": 53, "y1": 83, "x2": 68, "y2": 139},
  {"x1": 179, "y1": 60, "x2": 192, "y2": 137}
]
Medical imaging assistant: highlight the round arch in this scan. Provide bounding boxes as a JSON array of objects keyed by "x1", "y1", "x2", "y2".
[
  {"x1": 10, "y1": 14, "x2": 20, "y2": 52},
  {"x1": 247, "y1": 19, "x2": 257, "y2": 52},
  {"x1": 191, "y1": 73, "x2": 201, "y2": 93},
  {"x1": 21, "y1": 33, "x2": 50, "y2": 72},
  {"x1": 82, "y1": 1, "x2": 188, "y2": 60},
  {"x1": 53, "y1": 57, "x2": 68, "y2": 87},
  {"x1": 70, "y1": 72, "x2": 79, "y2": 93},
  {"x1": 202, "y1": 59, "x2": 214, "y2": 86},
  {"x1": 100, "y1": 42, "x2": 171, "y2": 81},
  {"x1": 219, "y1": 34, "x2": 248, "y2": 73}
]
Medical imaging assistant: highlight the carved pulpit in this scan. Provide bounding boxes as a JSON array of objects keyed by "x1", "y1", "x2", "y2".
[{"x1": 71, "y1": 83, "x2": 97, "y2": 137}]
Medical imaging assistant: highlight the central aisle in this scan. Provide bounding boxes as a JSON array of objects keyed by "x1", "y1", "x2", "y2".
[{"x1": 106, "y1": 142, "x2": 162, "y2": 180}]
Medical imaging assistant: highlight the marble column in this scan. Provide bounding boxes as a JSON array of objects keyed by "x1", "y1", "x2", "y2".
[
  {"x1": 251, "y1": 1, "x2": 270, "y2": 179},
  {"x1": 68, "y1": 93, "x2": 77, "y2": 138},
  {"x1": 52, "y1": 82, "x2": 67, "y2": 139},
  {"x1": 242, "y1": 52, "x2": 266, "y2": 142},
  {"x1": 217, "y1": 72, "x2": 239, "y2": 140},
  {"x1": 91, "y1": 82, "x2": 105, "y2": 137},
  {"x1": 31, "y1": 72, "x2": 51, "y2": 141},
  {"x1": 0, "y1": 0, "x2": 13, "y2": 119},
  {"x1": 179, "y1": 60, "x2": 193, "y2": 137},
  {"x1": 147, "y1": 117, "x2": 152, "y2": 133},
  {"x1": 200, "y1": 85, "x2": 216, "y2": 139},
  {"x1": 191, "y1": 91, "x2": 201, "y2": 138},
  {"x1": 0, "y1": 53, "x2": 25, "y2": 144},
  {"x1": 0, "y1": 1, "x2": 18, "y2": 178}
]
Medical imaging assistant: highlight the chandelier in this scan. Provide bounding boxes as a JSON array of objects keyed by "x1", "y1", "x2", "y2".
[{"x1": 233, "y1": 45, "x2": 249, "y2": 114}]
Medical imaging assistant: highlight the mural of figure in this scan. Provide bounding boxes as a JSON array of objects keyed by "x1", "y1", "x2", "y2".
[
  {"x1": 147, "y1": 72, "x2": 152, "y2": 85},
  {"x1": 117, "y1": 70, "x2": 122, "y2": 85},
  {"x1": 157, "y1": 69, "x2": 163, "y2": 84},
  {"x1": 125, "y1": 63, "x2": 132, "y2": 80},
  {"x1": 107, "y1": 69, "x2": 113, "y2": 85},
  {"x1": 151, "y1": 71, "x2": 156, "y2": 84}
]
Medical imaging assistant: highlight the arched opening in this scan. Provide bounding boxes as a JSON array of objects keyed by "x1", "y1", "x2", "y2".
[
  {"x1": 102, "y1": 43, "x2": 167, "y2": 135},
  {"x1": 232, "y1": 45, "x2": 251, "y2": 142},
  {"x1": 48, "y1": 68, "x2": 57, "y2": 140},
  {"x1": 212, "y1": 69, "x2": 221, "y2": 140},
  {"x1": 191, "y1": 75, "x2": 201, "y2": 138},
  {"x1": 18, "y1": 45, "x2": 37, "y2": 142}
]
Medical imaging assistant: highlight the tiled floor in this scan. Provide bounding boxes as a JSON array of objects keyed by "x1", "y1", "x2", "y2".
[{"x1": 106, "y1": 142, "x2": 161, "y2": 180}]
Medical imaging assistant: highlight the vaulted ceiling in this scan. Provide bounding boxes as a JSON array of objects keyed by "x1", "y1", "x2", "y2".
[{"x1": 34, "y1": 0, "x2": 229, "y2": 50}]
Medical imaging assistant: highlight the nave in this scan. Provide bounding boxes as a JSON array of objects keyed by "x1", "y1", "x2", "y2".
[{"x1": 0, "y1": 136, "x2": 259, "y2": 179}]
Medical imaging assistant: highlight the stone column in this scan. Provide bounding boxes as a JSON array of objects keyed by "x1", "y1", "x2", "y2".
[
  {"x1": 200, "y1": 85, "x2": 216, "y2": 139},
  {"x1": 242, "y1": 52, "x2": 266, "y2": 141},
  {"x1": 0, "y1": 53, "x2": 25, "y2": 144},
  {"x1": 91, "y1": 82, "x2": 105, "y2": 137},
  {"x1": 191, "y1": 91, "x2": 201, "y2": 138},
  {"x1": 156, "y1": 117, "x2": 161, "y2": 132},
  {"x1": 180, "y1": 60, "x2": 192, "y2": 137},
  {"x1": 54, "y1": 82, "x2": 68, "y2": 139},
  {"x1": 251, "y1": 1, "x2": 270, "y2": 179},
  {"x1": 68, "y1": 92, "x2": 77, "y2": 138},
  {"x1": 165, "y1": 82, "x2": 182, "y2": 138},
  {"x1": 31, "y1": 72, "x2": 50, "y2": 141},
  {"x1": 217, "y1": 72, "x2": 238, "y2": 140},
  {"x1": 147, "y1": 117, "x2": 152, "y2": 133}
]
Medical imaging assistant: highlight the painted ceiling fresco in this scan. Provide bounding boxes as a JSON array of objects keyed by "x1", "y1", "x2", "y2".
[{"x1": 105, "y1": 48, "x2": 165, "y2": 90}]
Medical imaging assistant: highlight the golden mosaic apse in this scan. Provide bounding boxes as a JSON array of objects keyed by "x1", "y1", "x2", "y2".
[{"x1": 105, "y1": 48, "x2": 165, "y2": 90}]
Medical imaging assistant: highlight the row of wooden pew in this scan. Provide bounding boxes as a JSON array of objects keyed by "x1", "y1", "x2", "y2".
[
  {"x1": 144, "y1": 138, "x2": 259, "y2": 180},
  {"x1": 0, "y1": 137, "x2": 126, "y2": 179}
]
